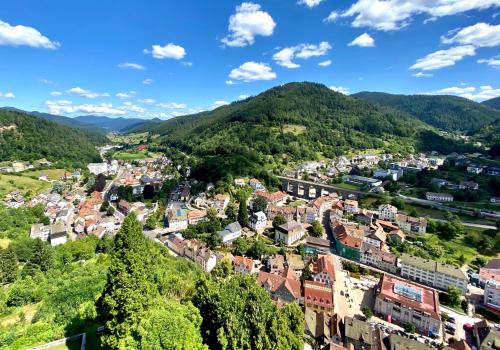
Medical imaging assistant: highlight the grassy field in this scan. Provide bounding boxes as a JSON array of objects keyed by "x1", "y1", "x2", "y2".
[
  {"x1": 334, "y1": 182, "x2": 362, "y2": 191},
  {"x1": 108, "y1": 132, "x2": 159, "y2": 145},
  {"x1": 0, "y1": 238, "x2": 11, "y2": 248},
  {"x1": 0, "y1": 174, "x2": 51, "y2": 199},
  {"x1": 283, "y1": 124, "x2": 306, "y2": 135},
  {"x1": 112, "y1": 150, "x2": 162, "y2": 161},
  {"x1": 21, "y1": 168, "x2": 66, "y2": 181}
]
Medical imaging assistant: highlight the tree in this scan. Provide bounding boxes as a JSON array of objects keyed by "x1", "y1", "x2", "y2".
[
  {"x1": 308, "y1": 220, "x2": 323, "y2": 237},
  {"x1": 361, "y1": 307, "x2": 373, "y2": 319},
  {"x1": 89, "y1": 173, "x2": 106, "y2": 193},
  {"x1": 206, "y1": 207, "x2": 218, "y2": 221},
  {"x1": 145, "y1": 215, "x2": 157, "y2": 230},
  {"x1": 211, "y1": 260, "x2": 233, "y2": 279},
  {"x1": 0, "y1": 246, "x2": 18, "y2": 284},
  {"x1": 100, "y1": 200, "x2": 110, "y2": 212},
  {"x1": 301, "y1": 264, "x2": 312, "y2": 282},
  {"x1": 409, "y1": 208, "x2": 419, "y2": 217},
  {"x1": 252, "y1": 196, "x2": 268, "y2": 213},
  {"x1": 447, "y1": 286, "x2": 461, "y2": 308},
  {"x1": 237, "y1": 194, "x2": 249, "y2": 227},
  {"x1": 403, "y1": 322, "x2": 416, "y2": 333},
  {"x1": 233, "y1": 237, "x2": 250, "y2": 256},
  {"x1": 143, "y1": 184, "x2": 155, "y2": 200},
  {"x1": 248, "y1": 239, "x2": 267, "y2": 259},
  {"x1": 272, "y1": 214, "x2": 287, "y2": 229},
  {"x1": 107, "y1": 206, "x2": 115, "y2": 216},
  {"x1": 26, "y1": 238, "x2": 54, "y2": 273},
  {"x1": 225, "y1": 204, "x2": 237, "y2": 222}
]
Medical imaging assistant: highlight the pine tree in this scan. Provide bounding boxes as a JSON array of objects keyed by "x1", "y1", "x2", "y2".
[
  {"x1": 99, "y1": 214, "x2": 155, "y2": 349},
  {"x1": 237, "y1": 194, "x2": 249, "y2": 227},
  {"x1": 29, "y1": 238, "x2": 54, "y2": 272},
  {"x1": 0, "y1": 246, "x2": 18, "y2": 284}
]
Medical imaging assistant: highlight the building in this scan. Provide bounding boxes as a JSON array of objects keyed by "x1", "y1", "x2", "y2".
[
  {"x1": 374, "y1": 168, "x2": 403, "y2": 181},
  {"x1": 30, "y1": 223, "x2": 51, "y2": 241},
  {"x1": 459, "y1": 181, "x2": 479, "y2": 191},
  {"x1": 304, "y1": 280, "x2": 334, "y2": 313},
  {"x1": 195, "y1": 247, "x2": 217, "y2": 273},
  {"x1": 267, "y1": 254, "x2": 285, "y2": 273},
  {"x1": 213, "y1": 193, "x2": 230, "y2": 213},
  {"x1": 313, "y1": 255, "x2": 335, "y2": 286},
  {"x1": 342, "y1": 175, "x2": 382, "y2": 188},
  {"x1": 49, "y1": 221, "x2": 67, "y2": 246},
  {"x1": 343, "y1": 199, "x2": 359, "y2": 214},
  {"x1": 255, "y1": 190, "x2": 287, "y2": 205},
  {"x1": 249, "y1": 211, "x2": 267, "y2": 231},
  {"x1": 217, "y1": 222, "x2": 242, "y2": 243},
  {"x1": 165, "y1": 207, "x2": 188, "y2": 231},
  {"x1": 484, "y1": 280, "x2": 500, "y2": 314},
  {"x1": 378, "y1": 204, "x2": 398, "y2": 222},
  {"x1": 344, "y1": 316, "x2": 384, "y2": 350},
  {"x1": 87, "y1": 162, "x2": 108, "y2": 175},
  {"x1": 426, "y1": 192, "x2": 453, "y2": 202},
  {"x1": 249, "y1": 178, "x2": 265, "y2": 192},
  {"x1": 233, "y1": 255, "x2": 255, "y2": 274},
  {"x1": 331, "y1": 222, "x2": 363, "y2": 261},
  {"x1": 400, "y1": 254, "x2": 468, "y2": 293},
  {"x1": 467, "y1": 165, "x2": 483, "y2": 174},
  {"x1": 305, "y1": 236, "x2": 331, "y2": 254},
  {"x1": 257, "y1": 267, "x2": 301, "y2": 303},
  {"x1": 275, "y1": 220, "x2": 305, "y2": 246},
  {"x1": 166, "y1": 233, "x2": 187, "y2": 256},
  {"x1": 374, "y1": 274, "x2": 441, "y2": 336},
  {"x1": 187, "y1": 210, "x2": 207, "y2": 225},
  {"x1": 480, "y1": 259, "x2": 500, "y2": 285},
  {"x1": 396, "y1": 214, "x2": 427, "y2": 235},
  {"x1": 286, "y1": 253, "x2": 305, "y2": 274},
  {"x1": 360, "y1": 243, "x2": 398, "y2": 274}
]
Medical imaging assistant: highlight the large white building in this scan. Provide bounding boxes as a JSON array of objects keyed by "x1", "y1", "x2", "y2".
[
  {"x1": 484, "y1": 280, "x2": 500, "y2": 314},
  {"x1": 378, "y1": 204, "x2": 398, "y2": 222},
  {"x1": 275, "y1": 221, "x2": 305, "y2": 246},
  {"x1": 87, "y1": 162, "x2": 109, "y2": 175},
  {"x1": 400, "y1": 254, "x2": 468, "y2": 293},
  {"x1": 249, "y1": 211, "x2": 267, "y2": 231},
  {"x1": 425, "y1": 192, "x2": 453, "y2": 202}
]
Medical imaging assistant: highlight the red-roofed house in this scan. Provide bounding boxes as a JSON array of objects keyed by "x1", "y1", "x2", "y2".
[
  {"x1": 233, "y1": 256, "x2": 255, "y2": 274},
  {"x1": 313, "y1": 255, "x2": 335, "y2": 286},
  {"x1": 257, "y1": 267, "x2": 301, "y2": 303},
  {"x1": 304, "y1": 280, "x2": 334, "y2": 313},
  {"x1": 255, "y1": 190, "x2": 287, "y2": 205}
]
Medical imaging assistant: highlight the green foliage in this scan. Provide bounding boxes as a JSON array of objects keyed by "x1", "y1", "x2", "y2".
[
  {"x1": 252, "y1": 196, "x2": 268, "y2": 213},
  {"x1": 237, "y1": 193, "x2": 249, "y2": 227},
  {"x1": 308, "y1": 220, "x2": 323, "y2": 237},
  {"x1": 24, "y1": 239, "x2": 54, "y2": 274},
  {"x1": 0, "y1": 246, "x2": 18, "y2": 284},
  {"x1": 272, "y1": 214, "x2": 287, "y2": 229},
  {"x1": 193, "y1": 273, "x2": 304, "y2": 350},
  {"x1": 0, "y1": 109, "x2": 106, "y2": 165},
  {"x1": 362, "y1": 307, "x2": 373, "y2": 319},
  {"x1": 403, "y1": 322, "x2": 416, "y2": 334}
]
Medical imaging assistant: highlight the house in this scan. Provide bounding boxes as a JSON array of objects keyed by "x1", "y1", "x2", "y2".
[
  {"x1": 38, "y1": 173, "x2": 48, "y2": 181},
  {"x1": 400, "y1": 254, "x2": 468, "y2": 293},
  {"x1": 360, "y1": 242, "x2": 398, "y2": 274},
  {"x1": 187, "y1": 210, "x2": 207, "y2": 225},
  {"x1": 30, "y1": 223, "x2": 51, "y2": 241},
  {"x1": 165, "y1": 207, "x2": 188, "y2": 231},
  {"x1": 313, "y1": 255, "x2": 335, "y2": 286},
  {"x1": 87, "y1": 162, "x2": 108, "y2": 175},
  {"x1": 342, "y1": 175, "x2": 382, "y2": 188},
  {"x1": 286, "y1": 253, "x2": 305, "y2": 274},
  {"x1": 491, "y1": 197, "x2": 500, "y2": 204},
  {"x1": 426, "y1": 192, "x2": 453, "y2": 202},
  {"x1": 118, "y1": 199, "x2": 132, "y2": 214},
  {"x1": 467, "y1": 164, "x2": 483, "y2": 174},
  {"x1": 479, "y1": 259, "x2": 500, "y2": 285},
  {"x1": 233, "y1": 255, "x2": 255, "y2": 274},
  {"x1": 217, "y1": 222, "x2": 242, "y2": 244},
  {"x1": 309, "y1": 194, "x2": 339, "y2": 217},
  {"x1": 249, "y1": 211, "x2": 267, "y2": 231},
  {"x1": 305, "y1": 236, "x2": 331, "y2": 254},
  {"x1": 166, "y1": 233, "x2": 187, "y2": 255},
  {"x1": 396, "y1": 214, "x2": 427, "y2": 234},
  {"x1": 331, "y1": 221, "x2": 363, "y2": 261},
  {"x1": 49, "y1": 221, "x2": 67, "y2": 246},
  {"x1": 484, "y1": 279, "x2": 500, "y2": 314},
  {"x1": 378, "y1": 204, "x2": 398, "y2": 222},
  {"x1": 344, "y1": 317, "x2": 384, "y2": 350},
  {"x1": 195, "y1": 247, "x2": 217, "y2": 273},
  {"x1": 12, "y1": 162, "x2": 26, "y2": 172},
  {"x1": 249, "y1": 178, "x2": 266, "y2": 192},
  {"x1": 304, "y1": 280, "x2": 334, "y2": 313},
  {"x1": 255, "y1": 190, "x2": 287, "y2": 205},
  {"x1": 257, "y1": 267, "x2": 301, "y2": 303},
  {"x1": 459, "y1": 181, "x2": 479, "y2": 191},
  {"x1": 374, "y1": 274, "x2": 441, "y2": 336},
  {"x1": 275, "y1": 220, "x2": 305, "y2": 246},
  {"x1": 213, "y1": 193, "x2": 230, "y2": 213},
  {"x1": 267, "y1": 254, "x2": 285, "y2": 273},
  {"x1": 343, "y1": 199, "x2": 359, "y2": 214},
  {"x1": 373, "y1": 168, "x2": 403, "y2": 181}
]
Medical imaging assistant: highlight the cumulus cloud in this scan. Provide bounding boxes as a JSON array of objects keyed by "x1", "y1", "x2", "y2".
[
  {"x1": 412, "y1": 72, "x2": 433, "y2": 78},
  {"x1": 117, "y1": 62, "x2": 146, "y2": 70},
  {"x1": 330, "y1": 86, "x2": 350, "y2": 94},
  {"x1": 330, "y1": 0, "x2": 499, "y2": 31},
  {"x1": 228, "y1": 61, "x2": 277, "y2": 82},
  {"x1": 142, "y1": 78, "x2": 153, "y2": 85},
  {"x1": 298, "y1": 0, "x2": 324, "y2": 7},
  {"x1": 116, "y1": 91, "x2": 137, "y2": 99},
  {"x1": 137, "y1": 98, "x2": 156, "y2": 104},
  {"x1": 318, "y1": 59, "x2": 332, "y2": 67},
  {"x1": 144, "y1": 43, "x2": 186, "y2": 59},
  {"x1": 324, "y1": 11, "x2": 340, "y2": 22},
  {"x1": 210, "y1": 100, "x2": 230, "y2": 110},
  {"x1": 156, "y1": 102, "x2": 187, "y2": 109},
  {"x1": 238, "y1": 94, "x2": 250, "y2": 100},
  {"x1": 273, "y1": 41, "x2": 332, "y2": 68},
  {"x1": 122, "y1": 101, "x2": 145, "y2": 113},
  {"x1": 432, "y1": 85, "x2": 500, "y2": 101},
  {"x1": 50, "y1": 91, "x2": 62, "y2": 96},
  {"x1": 0, "y1": 20, "x2": 59, "y2": 49},
  {"x1": 68, "y1": 87, "x2": 110, "y2": 98},
  {"x1": 410, "y1": 45, "x2": 476, "y2": 71},
  {"x1": 45, "y1": 100, "x2": 126, "y2": 115},
  {"x1": 441, "y1": 23, "x2": 500, "y2": 48},
  {"x1": 0, "y1": 92, "x2": 15, "y2": 99},
  {"x1": 478, "y1": 55, "x2": 500, "y2": 68},
  {"x1": 348, "y1": 33, "x2": 375, "y2": 47},
  {"x1": 148, "y1": 111, "x2": 187, "y2": 120},
  {"x1": 222, "y1": 2, "x2": 276, "y2": 47}
]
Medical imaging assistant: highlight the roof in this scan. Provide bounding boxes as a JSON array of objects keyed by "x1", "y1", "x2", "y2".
[
  {"x1": 313, "y1": 255, "x2": 335, "y2": 280},
  {"x1": 257, "y1": 268, "x2": 301, "y2": 299},
  {"x1": 278, "y1": 220, "x2": 302, "y2": 233},
  {"x1": 377, "y1": 274, "x2": 440, "y2": 320},
  {"x1": 286, "y1": 253, "x2": 305, "y2": 270},
  {"x1": 306, "y1": 236, "x2": 331, "y2": 248},
  {"x1": 255, "y1": 190, "x2": 287, "y2": 202},
  {"x1": 401, "y1": 254, "x2": 467, "y2": 280},
  {"x1": 188, "y1": 210, "x2": 206, "y2": 220},
  {"x1": 225, "y1": 221, "x2": 242, "y2": 233},
  {"x1": 233, "y1": 256, "x2": 254, "y2": 270},
  {"x1": 388, "y1": 334, "x2": 433, "y2": 350},
  {"x1": 426, "y1": 192, "x2": 453, "y2": 198},
  {"x1": 304, "y1": 280, "x2": 333, "y2": 308},
  {"x1": 344, "y1": 316, "x2": 379, "y2": 345},
  {"x1": 446, "y1": 339, "x2": 472, "y2": 350}
]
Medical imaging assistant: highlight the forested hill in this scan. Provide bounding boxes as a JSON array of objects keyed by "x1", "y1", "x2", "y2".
[
  {"x1": 0, "y1": 109, "x2": 107, "y2": 165},
  {"x1": 74, "y1": 115, "x2": 161, "y2": 132},
  {"x1": 482, "y1": 96, "x2": 500, "y2": 110},
  {"x1": 352, "y1": 91, "x2": 500, "y2": 132},
  {"x1": 132, "y1": 82, "x2": 473, "y2": 181}
]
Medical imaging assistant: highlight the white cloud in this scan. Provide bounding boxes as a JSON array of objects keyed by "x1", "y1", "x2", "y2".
[
  {"x1": 137, "y1": 98, "x2": 156, "y2": 104},
  {"x1": 122, "y1": 101, "x2": 145, "y2": 113},
  {"x1": 441, "y1": 23, "x2": 500, "y2": 48},
  {"x1": 229, "y1": 61, "x2": 277, "y2": 82},
  {"x1": 45, "y1": 100, "x2": 126, "y2": 115},
  {"x1": 221, "y1": 2, "x2": 276, "y2": 47},
  {"x1": 478, "y1": 55, "x2": 500, "y2": 67},
  {"x1": 157, "y1": 102, "x2": 187, "y2": 109},
  {"x1": 149, "y1": 111, "x2": 187, "y2": 120},
  {"x1": 324, "y1": 11, "x2": 340, "y2": 22},
  {"x1": 116, "y1": 91, "x2": 137, "y2": 99},
  {"x1": 238, "y1": 94, "x2": 250, "y2": 100},
  {"x1": 298, "y1": 0, "x2": 324, "y2": 8},
  {"x1": 0, "y1": 20, "x2": 59, "y2": 49},
  {"x1": 318, "y1": 60, "x2": 332, "y2": 67},
  {"x1": 432, "y1": 85, "x2": 500, "y2": 101},
  {"x1": 273, "y1": 41, "x2": 332, "y2": 68},
  {"x1": 412, "y1": 72, "x2": 433, "y2": 78},
  {"x1": 409, "y1": 45, "x2": 476, "y2": 71},
  {"x1": 182, "y1": 61, "x2": 193, "y2": 67},
  {"x1": 50, "y1": 91, "x2": 62, "y2": 96},
  {"x1": 348, "y1": 33, "x2": 375, "y2": 47},
  {"x1": 144, "y1": 43, "x2": 186, "y2": 59},
  {"x1": 142, "y1": 78, "x2": 153, "y2": 85},
  {"x1": 210, "y1": 100, "x2": 230, "y2": 110},
  {"x1": 68, "y1": 87, "x2": 110, "y2": 98},
  {"x1": 333, "y1": 0, "x2": 500, "y2": 31},
  {"x1": 0, "y1": 92, "x2": 15, "y2": 99},
  {"x1": 117, "y1": 62, "x2": 145, "y2": 70},
  {"x1": 40, "y1": 78, "x2": 57, "y2": 85},
  {"x1": 329, "y1": 86, "x2": 350, "y2": 94}
]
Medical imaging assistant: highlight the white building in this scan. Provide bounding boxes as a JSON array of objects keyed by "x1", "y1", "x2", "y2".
[
  {"x1": 344, "y1": 199, "x2": 359, "y2": 214},
  {"x1": 374, "y1": 168, "x2": 403, "y2": 181},
  {"x1": 165, "y1": 208, "x2": 188, "y2": 231},
  {"x1": 396, "y1": 214, "x2": 427, "y2": 234},
  {"x1": 426, "y1": 192, "x2": 453, "y2": 202},
  {"x1": 87, "y1": 162, "x2": 108, "y2": 175},
  {"x1": 275, "y1": 221, "x2": 305, "y2": 246},
  {"x1": 249, "y1": 211, "x2": 267, "y2": 231},
  {"x1": 484, "y1": 280, "x2": 500, "y2": 314},
  {"x1": 378, "y1": 204, "x2": 398, "y2": 222},
  {"x1": 217, "y1": 222, "x2": 242, "y2": 244},
  {"x1": 400, "y1": 254, "x2": 468, "y2": 293}
]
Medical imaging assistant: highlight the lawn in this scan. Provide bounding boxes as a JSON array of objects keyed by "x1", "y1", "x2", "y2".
[
  {"x1": 113, "y1": 150, "x2": 162, "y2": 161},
  {"x1": 21, "y1": 168, "x2": 66, "y2": 181},
  {"x1": 282, "y1": 124, "x2": 306, "y2": 135},
  {"x1": 108, "y1": 132, "x2": 158, "y2": 145},
  {"x1": 46, "y1": 339, "x2": 82, "y2": 350},
  {"x1": 334, "y1": 182, "x2": 362, "y2": 191},
  {"x1": 0, "y1": 174, "x2": 51, "y2": 199}
]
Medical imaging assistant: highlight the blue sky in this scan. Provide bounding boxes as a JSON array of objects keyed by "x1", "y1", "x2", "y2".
[{"x1": 0, "y1": 0, "x2": 499, "y2": 119}]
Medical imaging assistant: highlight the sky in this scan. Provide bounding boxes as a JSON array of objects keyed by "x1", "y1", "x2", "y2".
[{"x1": 0, "y1": 0, "x2": 499, "y2": 119}]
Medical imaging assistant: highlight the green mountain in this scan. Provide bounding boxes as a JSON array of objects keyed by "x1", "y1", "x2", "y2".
[
  {"x1": 132, "y1": 82, "x2": 473, "y2": 181},
  {"x1": 74, "y1": 115, "x2": 161, "y2": 132},
  {"x1": 482, "y1": 96, "x2": 500, "y2": 110},
  {"x1": 352, "y1": 91, "x2": 500, "y2": 132},
  {"x1": 0, "y1": 109, "x2": 107, "y2": 165}
]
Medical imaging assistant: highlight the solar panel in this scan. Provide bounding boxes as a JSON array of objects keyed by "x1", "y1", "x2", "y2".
[{"x1": 394, "y1": 283, "x2": 423, "y2": 303}]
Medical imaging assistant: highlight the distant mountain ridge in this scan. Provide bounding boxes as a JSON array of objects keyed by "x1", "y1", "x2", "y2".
[
  {"x1": 482, "y1": 96, "x2": 500, "y2": 110},
  {"x1": 73, "y1": 115, "x2": 161, "y2": 132},
  {"x1": 352, "y1": 91, "x2": 500, "y2": 132}
]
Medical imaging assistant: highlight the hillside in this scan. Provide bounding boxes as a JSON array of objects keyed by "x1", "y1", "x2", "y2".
[
  {"x1": 132, "y1": 82, "x2": 473, "y2": 181},
  {"x1": 74, "y1": 115, "x2": 160, "y2": 132},
  {"x1": 352, "y1": 91, "x2": 500, "y2": 132},
  {"x1": 482, "y1": 96, "x2": 500, "y2": 110},
  {"x1": 0, "y1": 109, "x2": 107, "y2": 165}
]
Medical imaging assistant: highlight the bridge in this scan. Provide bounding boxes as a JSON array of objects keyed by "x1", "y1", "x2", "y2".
[{"x1": 277, "y1": 176, "x2": 367, "y2": 199}]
